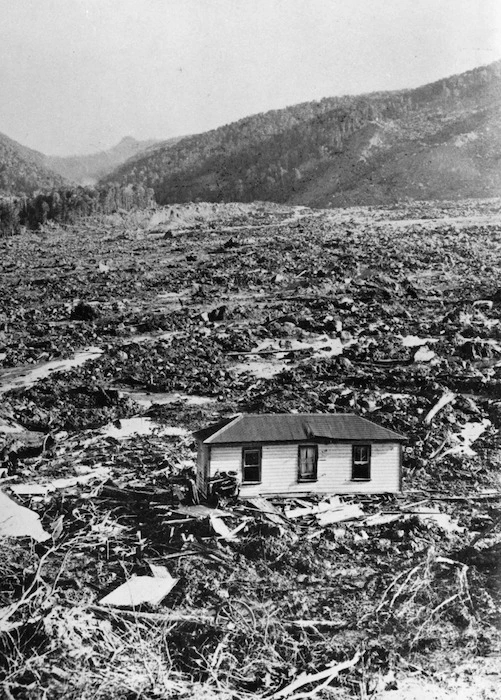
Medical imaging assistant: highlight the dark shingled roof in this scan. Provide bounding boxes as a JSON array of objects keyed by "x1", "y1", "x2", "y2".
[{"x1": 193, "y1": 414, "x2": 406, "y2": 444}]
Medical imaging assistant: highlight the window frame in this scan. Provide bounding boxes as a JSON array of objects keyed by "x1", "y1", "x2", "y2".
[
  {"x1": 298, "y1": 444, "x2": 318, "y2": 482},
  {"x1": 351, "y1": 444, "x2": 371, "y2": 481},
  {"x1": 241, "y1": 445, "x2": 262, "y2": 484}
]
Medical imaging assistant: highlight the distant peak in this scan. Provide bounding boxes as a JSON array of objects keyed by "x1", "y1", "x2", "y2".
[{"x1": 117, "y1": 136, "x2": 137, "y2": 146}]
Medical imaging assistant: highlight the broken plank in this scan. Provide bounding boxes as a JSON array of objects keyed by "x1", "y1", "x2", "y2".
[
  {"x1": 424, "y1": 391, "x2": 456, "y2": 424},
  {"x1": 99, "y1": 484, "x2": 171, "y2": 501},
  {"x1": 245, "y1": 496, "x2": 287, "y2": 526},
  {"x1": 173, "y1": 505, "x2": 233, "y2": 519},
  {"x1": 100, "y1": 574, "x2": 178, "y2": 607},
  {"x1": 226, "y1": 349, "x2": 297, "y2": 357},
  {"x1": 0, "y1": 489, "x2": 51, "y2": 542},
  {"x1": 209, "y1": 515, "x2": 241, "y2": 541}
]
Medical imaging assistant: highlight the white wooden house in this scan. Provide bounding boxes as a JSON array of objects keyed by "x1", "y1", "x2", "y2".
[{"x1": 193, "y1": 413, "x2": 406, "y2": 498}]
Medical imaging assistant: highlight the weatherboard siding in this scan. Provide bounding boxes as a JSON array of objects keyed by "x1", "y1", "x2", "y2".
[
  {"x1": 196, "y1": 443, "x2": 211, "y2": 495},
  {"x1": 206, "y1": 442, "x2": 401, "y2": 496},
  {"x1": 209, "y1": 445, "x2": 242, "y2": 475}
]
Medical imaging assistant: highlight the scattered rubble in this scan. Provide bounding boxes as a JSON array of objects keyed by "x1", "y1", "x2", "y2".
[
  {"x1": 285, "y1": 496, "x2": 364, "y2": 525},
  {"x1": 9, "y1": 465, "x2": 111, "y2": 495},
  {"x1": 1, "y1": 199, "x2": 501, "y2": 698}
]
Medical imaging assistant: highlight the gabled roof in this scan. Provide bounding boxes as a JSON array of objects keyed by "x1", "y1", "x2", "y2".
[
  {"x1": 191, "y1": 415, "x2": 237, "y2": 443},
  {"x1": 193, "y1": 414, "x2": 406, "y2": 445}
]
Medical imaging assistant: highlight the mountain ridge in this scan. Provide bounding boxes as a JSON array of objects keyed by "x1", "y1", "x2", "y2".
[
  {"x1": 0, "y1": 132, "x2": 186, "y2": 195},
  {"x1": 100, "y1": 60, "x2": 501, "y2": 207},
  {"x1": 45, "y1": 136, "x2": 184, "y2": 185},
  {"x1": 0, "y1": 131, "x2": 66, "y2": 196}
]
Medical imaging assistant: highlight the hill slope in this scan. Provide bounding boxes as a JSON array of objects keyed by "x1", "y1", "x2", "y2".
[
  {"x1": 0, "y1": 132, "x2": 66, "y2": 196},
  {"x1": 101, "y1": 61, "x2": 501, "y2": 207},
  {"x1": 45, "y1": 136, "x2": 183, "y2": 185}
]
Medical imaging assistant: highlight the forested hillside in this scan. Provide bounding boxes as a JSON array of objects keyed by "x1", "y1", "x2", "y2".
[
  {"x1": 0, "y1": 132, "x2": 66, "y2": 195},
  {"x1": 45, "y1": 136, "x2": 183, "y2": 185},
  {"x1": 101, "y1": 61, "x2": 501, "y2": 207}
]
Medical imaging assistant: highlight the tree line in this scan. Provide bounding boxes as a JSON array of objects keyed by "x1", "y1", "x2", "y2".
[
  {"x1": 101, "y1": 60, "x2": 501, "y2": 206},
  {"x1": 103, "y1": 93, "x2": 412, "y2": 205},
  {"x1": 0, "y1": 183, "x2": 155, "y2": 236}
]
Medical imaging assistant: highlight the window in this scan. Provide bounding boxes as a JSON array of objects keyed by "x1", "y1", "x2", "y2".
[
  {"x1": 352, "y1": 445, "x2": 371, "y2": 480},
  {"x1": 298, "y1": 445, "x2": 318, "y2": 481},
  {"x1": 242, "y1": 447, "x2": 261, "y2": 483}
]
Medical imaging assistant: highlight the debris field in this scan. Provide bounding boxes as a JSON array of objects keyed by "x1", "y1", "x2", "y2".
[{"x1": 1, "y1": 199, "x2": 501, "y2": 699}]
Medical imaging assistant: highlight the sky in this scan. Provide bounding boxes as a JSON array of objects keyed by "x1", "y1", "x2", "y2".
[{"x1": 0, "y1": 0, "x2": 500, "y2": 156}]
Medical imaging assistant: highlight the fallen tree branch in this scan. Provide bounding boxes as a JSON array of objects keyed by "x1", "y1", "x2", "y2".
[
  {"x1": 412, "y1": 593, "x2": 461, "y2": 646},
  {"x1": 375, "y1": 563, "x2": 424, "y2": 615},
  {"x1": 89, "y1": 605, "x2": 350, "y2": 634},
  {"x1": 89, "y1": 604, "x2": 216, "y2": 626},
  {"x1": 267, "y1": 649, "x2": 362, "y2": 700},
  {"x1": 289, "y1": 619, "x2": 348, "y2": 630}
]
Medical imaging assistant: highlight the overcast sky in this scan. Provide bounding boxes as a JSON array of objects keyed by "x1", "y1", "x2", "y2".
[{"x1": 1, "y1": 0, "x2": 500, "y2": 156}]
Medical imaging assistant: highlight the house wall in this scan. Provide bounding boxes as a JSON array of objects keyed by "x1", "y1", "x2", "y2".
[
  {"x1": 196, "y1": 443, "x2": 211, "y2": 496},
  {"x1": 204, "y1": 442, "x2": 401, "y2": 496}
]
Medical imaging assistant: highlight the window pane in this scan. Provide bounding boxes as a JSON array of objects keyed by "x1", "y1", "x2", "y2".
[
  {"x1": 243, "y1": 448, "x2": 261, "y2": 482},
  {"x1": 352, "y1": 445, "x2": 370, "y2": 480},
  {"x1": 243, "y1": 465, "x2": 260, "y2": 482},
  {"x1": 244, "y1": 450, "x2": 260, "y2": 466},
  {"x1": 353, "y1": 462, "x2": 370, "y2": 479},
  {"x1": 299, "y1": 445, "x2": 317, "y2": 480},
  {"x1": 354, "y1": 445, "x2": 369, "y2": 462}
]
